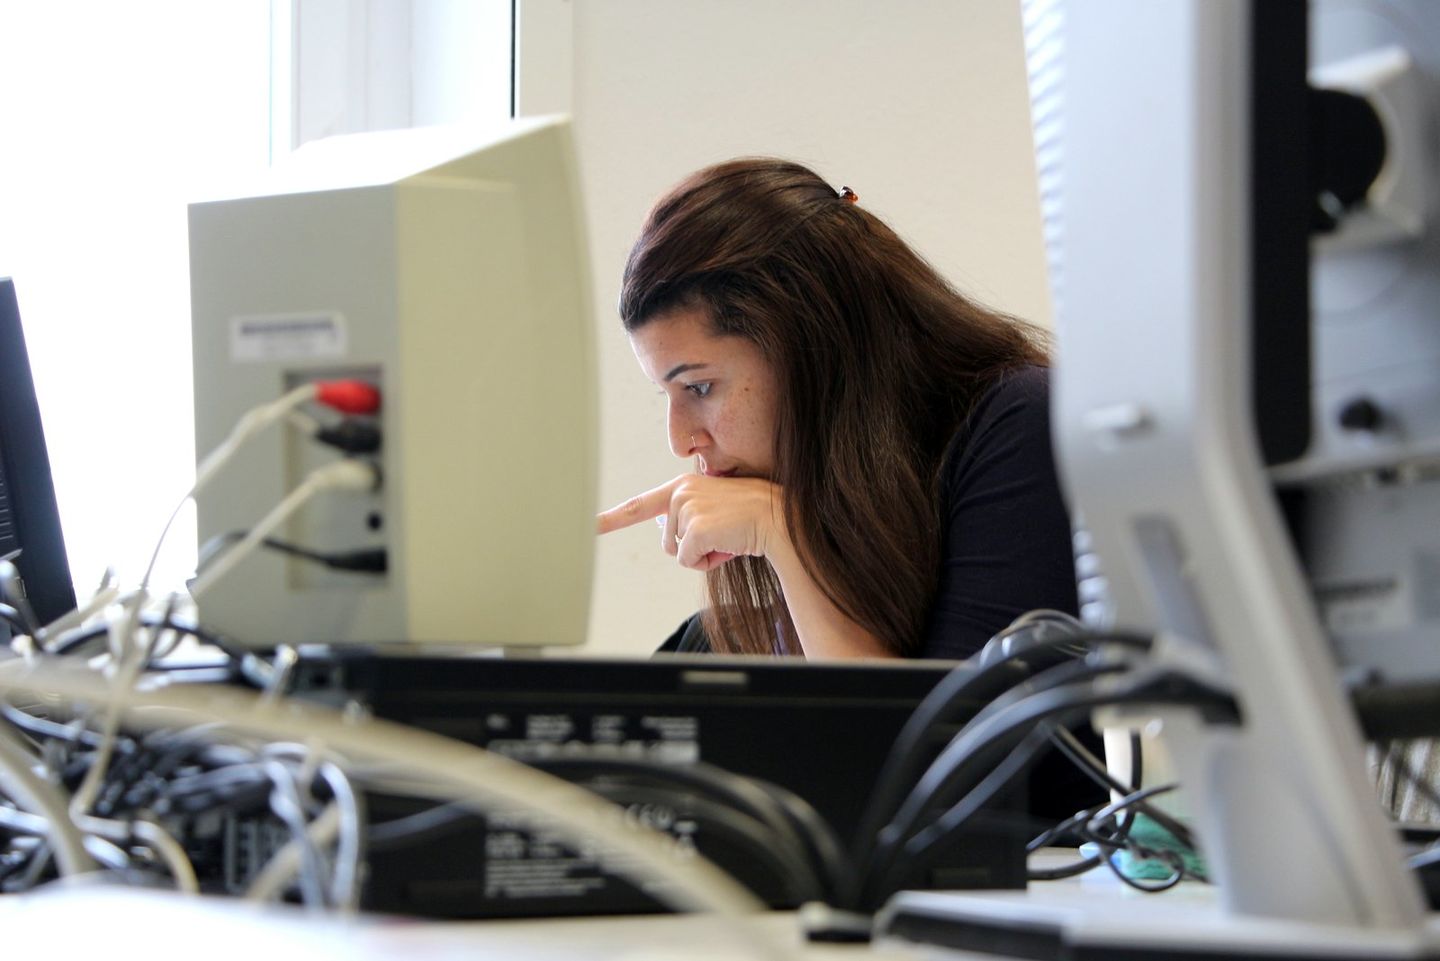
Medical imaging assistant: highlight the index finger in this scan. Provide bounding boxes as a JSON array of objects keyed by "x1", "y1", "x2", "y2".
[{"x1": 596, "y1": 477, "x2": 685, "y2": 534}]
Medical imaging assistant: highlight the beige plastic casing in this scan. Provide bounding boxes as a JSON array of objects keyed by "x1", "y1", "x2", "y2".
[{"x1": 188, "y1": 117, "x2": 596, "y2": 649}]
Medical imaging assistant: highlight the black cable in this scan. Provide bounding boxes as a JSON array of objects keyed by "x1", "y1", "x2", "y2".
[
  {"x1": 0, "y1": 702, "x2": 107, "y2": 748},
  {"x1": 851, "y1": 658, "x2": 1031, "y2": 860},
  {"x1": 1029, "y1": 805, "x2": 1109, "y2": 853},
  {"x1": 2, "y1": 838, "x2": 52, "y2": 892},
  {"x1": 859, "y1": 665, "x2": 1234, "y2": 909},
  {"x1": 763, "y1": 782, "x2": 851, "y2": 902},
  {"x1": 0, "y1": 560, "x2": 39, "y2": 636},
  {"x1": 269, "y1": 540, "x2": 385, "y2": 573},
  {"x1": 583, "y1": 780, "x2": 827, "y2": 904},
  {"x1": 1025, "y1": 787, "x2": 1155, "y2": 884},
  {"x1": 1027, "y1": 851, "x2": 1105, "y2": 881},
  {"x1": 1082, "y1": 784, "x2": 1190, "y2": 892},
  {"x1": 849, "y1": 626, "x2": 1152, "y2": 899},
  {"x1": 906, "y1": 724, "x2": 1057, "y2": 859},
  {"x1": 1384, "y1": 741, "x2": 1440, "y2": 815},
  {"x1": 878, "y1": 656, "x2": 1129, "y2": 858},
  {"x1": 160, "y1": 774, "x2": 273, "y2": 817},
  {"x1": 47, "y1": 615, "x2": 250, "y2": 666},
  {"x1": 367, "y1": 802, "x2": 475, "y2": 851},
  {"x1": 866, "y1": 724, "x2": 1059, "y2": 905},
  {"x1": 0, "y1": 603, "x2": 31, "y2": 637},
  {"x1": 551, "y1": 756, "x2": 854, "y2": 903},
  {"x1": 0, "y1": 846, "x2": 35, "y2": 885},
  {"x1": 1026, "y1": 805, "x2": 1122, "y2": 881},
  {"x1": 198, "y1": 532, "x2": 386, "y2": 576},
  {"x1": 535, "y1": 757, "x2": 800, "y2": 845},
  {"x1": 1130, "y1": 730, "x2": 1144, "y2": 790},
  {"x1": 859, "y1": 658, "x2": 1126, "y2": 908},
  {"x1": 118, "y1": 753, "x2": 250, "y2": 817},
  {"x1": 534, "y1": 757, "x2": 844, "y2": 901},
  {"x1": 1047, "y1": 726, "x2": 1195, "y2": 851}
]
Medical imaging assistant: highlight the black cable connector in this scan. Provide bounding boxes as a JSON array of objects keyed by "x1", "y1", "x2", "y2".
[
  {"x1": 314, "y1": 420, "x2": 381, "y2": 455},
  {"x1": 0, "y1": 603, "x2": 31, "y2": 637},
  {"x1": 252, "y1": 539, "x2": 387, "y2": 574},
  {"x1": 320, "y1": 548, "x2": 388, "y2": 573},
  {"x1": 198, "y1": 532, "x2": 387, "y2": 576},
  {"x1": 0, "y1": 559, "x2": 40, "y2": 635}
]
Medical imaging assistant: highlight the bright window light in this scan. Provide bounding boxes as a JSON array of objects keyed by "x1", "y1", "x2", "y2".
[
  {"x1": 0, "y1": 0, "x2": 515, "y2": 602},
  {"x1": 0, "y1": 2, "x2": 273, "y2": 594}
]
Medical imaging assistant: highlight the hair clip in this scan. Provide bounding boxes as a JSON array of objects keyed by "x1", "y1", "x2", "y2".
[{"x1": 838, "y1": 186, "x2": 859, "y2": 205}]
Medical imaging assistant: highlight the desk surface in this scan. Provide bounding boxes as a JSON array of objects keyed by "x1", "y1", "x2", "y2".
[
  {"x1": 0, "y1": 884, "x2": 947, "y2": 961},
  {"x1": 3, "y1": 849, "x2": 1248, "y2": 961},
  {"x1": 0, "y1": 852, "x2": 1140, "y2": 961},
  {"x1": 10, "y1": 859, "x2": 1434, "y2": 960}
]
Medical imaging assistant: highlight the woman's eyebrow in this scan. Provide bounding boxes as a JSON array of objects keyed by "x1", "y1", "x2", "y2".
[{"x1": 663, "y1": 362, "x2": 710, "y2": 382}]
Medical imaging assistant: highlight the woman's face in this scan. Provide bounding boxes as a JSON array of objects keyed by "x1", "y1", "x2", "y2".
[{"x1": 629, "y1": 306, "x2": 779, "y2": 479}]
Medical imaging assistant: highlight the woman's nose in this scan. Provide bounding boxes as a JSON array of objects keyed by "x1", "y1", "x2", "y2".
[{"x1": 668, "y1": 410, "x2": 701, "y2": 459}]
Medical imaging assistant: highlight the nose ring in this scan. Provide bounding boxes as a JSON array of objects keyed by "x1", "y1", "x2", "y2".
[{"x1": 690, "y1": 434, "x2": 696, "y2": 450}]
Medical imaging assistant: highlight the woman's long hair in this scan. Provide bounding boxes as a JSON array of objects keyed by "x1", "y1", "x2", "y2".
[{"x1": 620, "y1": 158, "x2": 1049, "y2": 656}]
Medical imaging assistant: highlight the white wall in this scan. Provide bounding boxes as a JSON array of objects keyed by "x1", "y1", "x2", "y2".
[{"x1": 557, "y1": 1, "x2": 1052, "y2": 656}]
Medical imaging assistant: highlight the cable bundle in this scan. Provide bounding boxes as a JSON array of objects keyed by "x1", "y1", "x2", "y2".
[{"x1": 840, "y1": 611, "x2": 1233, "y2": 916}]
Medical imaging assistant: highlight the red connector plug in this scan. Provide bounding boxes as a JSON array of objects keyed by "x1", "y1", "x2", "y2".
[{"x1": 315, "y1": 380, "x2": 381, "y2": 415}]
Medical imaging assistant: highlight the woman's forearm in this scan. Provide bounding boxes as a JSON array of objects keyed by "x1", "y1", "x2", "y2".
[{"x1": 766, "y1": 535, "x2": 895, "y2": 659}]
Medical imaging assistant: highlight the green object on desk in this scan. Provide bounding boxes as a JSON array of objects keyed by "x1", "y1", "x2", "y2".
[{"x1": 1115, "y1": 813, "x2": 1207, "y2": 881}]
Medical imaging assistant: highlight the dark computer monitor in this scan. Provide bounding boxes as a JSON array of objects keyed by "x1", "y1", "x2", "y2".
[{"x1": 0, "y1": 278, "x2": 76, "y2": 631}]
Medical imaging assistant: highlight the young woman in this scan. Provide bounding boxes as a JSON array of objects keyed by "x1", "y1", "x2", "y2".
[{"x1": 597, "y1": 158, "x2": 1078, "y2": 660}]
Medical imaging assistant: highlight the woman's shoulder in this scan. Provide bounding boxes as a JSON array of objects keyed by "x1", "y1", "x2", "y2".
[
  {"x1": 981, "y1": 363, "x2": 1050, "y2": 409},
  {"x1": 951, "y1": 364, "x2": 1051, "y2": 449},
  {"x1": 936, "y1": 363, "x2": 1054, "y2": 495}
]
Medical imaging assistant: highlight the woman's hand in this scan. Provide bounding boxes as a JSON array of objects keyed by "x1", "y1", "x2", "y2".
[
  {"x1": 599, "y1": 474, "x2": 892, "y2": 658},
  {"x1": 596, "y1": 474, "x2": 786, "y2": 571}
]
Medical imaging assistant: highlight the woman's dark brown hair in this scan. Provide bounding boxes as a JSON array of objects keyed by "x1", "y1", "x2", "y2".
[{"x1": 620, "y1": 158, "x2": 1049, "y2": 656}]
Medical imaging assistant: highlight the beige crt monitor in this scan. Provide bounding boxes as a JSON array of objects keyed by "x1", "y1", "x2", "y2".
[{"x1": 187, "y1": 117, "x2": 596, "y2": 650}]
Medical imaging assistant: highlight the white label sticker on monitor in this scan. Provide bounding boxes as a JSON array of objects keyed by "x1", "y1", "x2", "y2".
[{"x1": 230, "y1": 313, "x2": 347, "y2": 363}]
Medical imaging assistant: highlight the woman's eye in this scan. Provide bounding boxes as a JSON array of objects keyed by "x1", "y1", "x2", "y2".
[{"x1": 684, "y1": 383, "x2": 712, "y2": 398}]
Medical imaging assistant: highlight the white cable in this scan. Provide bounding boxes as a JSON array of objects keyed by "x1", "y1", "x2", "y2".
[
  {"x1": 286, "y1": 409, "x2": 321, "y2": 436},
  {"x1": 317, "y1": 761, "x2": 364, "y2": 910},
  {"x1": 0, "y1": 718, "x2": 95, "y2": 876},
  {"x1": 37, "y1": 585, "x2": 121, "y2": 652},
  {"x1": 188, "y1": 459, "x2": 378, "y2": 600},
  {"x1": 0, "y1": 661, "x2": 789, "y2": 958},
  {"x1": 61, "y1": 389, "x2": 347, "y2": 820},
  {"x1": 263, "y1": 758, "x2": 328, "y2": 908},
  {"x1": 81, "y1": 834, "x2": 131, "y2": 871},
  {"x1": 67, "y1": 615, "x2": 155, "y2": 818},
  {"x1": 141, "y1": 383, "x2": 320, "y2": 594},
  {"x1": 257, "y1": 746, "x2": 363, "y2": 911},
  {"x1": 75, "y1": 813, "x2": 199, "y2": 893},
  {"x1": 245, "y1": 802, "x2": 341, "y2": 905},
  {"x1": 131, "y1": 819, "x2": 199, "y2": 893},
  {"x1": 7, "y1": 634, "x2": 37, "y2": 663},
  {"x1": 0, "y1": 803, "x2": 49, "y2": 835},
  {"x1": 195, "y1": 385, "x2": 321, "y2": 500}
]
